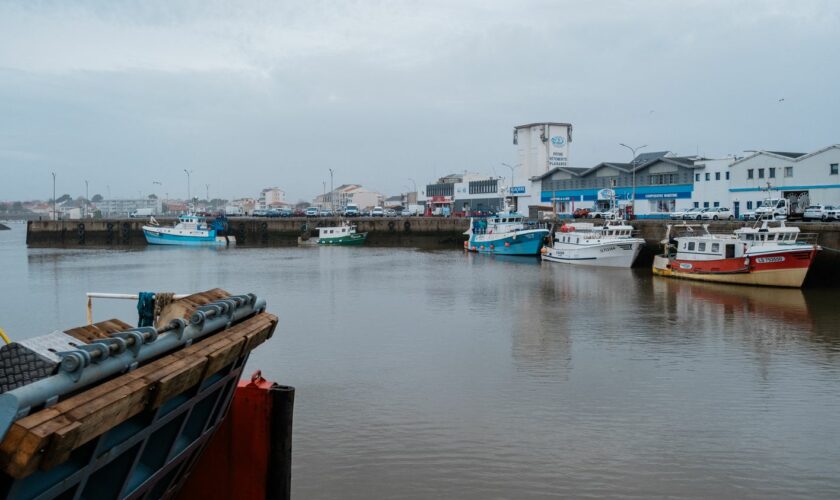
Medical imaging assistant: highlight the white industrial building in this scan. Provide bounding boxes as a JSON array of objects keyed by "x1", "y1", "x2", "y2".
[
  {"x1": 513, "y1": 122, "x2": 573, "y2": 216},
  {"x1": 418, "y1": 172, "x2": 505, "y2": 216},
  {"x1": 686, "y1": 157, "x2": 735, "y2": 210},
  {"x1": 727, "y1": 145, "x2": 840, "y2": 217}
]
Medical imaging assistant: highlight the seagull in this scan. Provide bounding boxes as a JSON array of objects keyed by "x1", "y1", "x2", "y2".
[{"x1": 778, "y1": 98, "x2": 785, "y2": 102}]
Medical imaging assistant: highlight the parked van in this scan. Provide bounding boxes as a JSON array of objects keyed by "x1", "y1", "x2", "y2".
[{"x1": 129, "y1": 208, "x2": 154, "y2": 218}]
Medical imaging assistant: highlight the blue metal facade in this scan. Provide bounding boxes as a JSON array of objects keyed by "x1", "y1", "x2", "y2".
[{"x1": 541, "y1": 184, "x2": 693, "y2": 202}]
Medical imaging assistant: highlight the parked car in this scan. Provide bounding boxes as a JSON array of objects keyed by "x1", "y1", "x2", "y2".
[
  {"x1": 320, "y1": 209, "x2": 334, "y2": 217},
  {"x1": 400, "y1": 209, "x2": 411, "y2": 216},
  {"x1": 384, "y1": 208, "x2": 397, "y2": 217},
  {"x1": 824, "y1": 206, "x2": 840, "y2": 221},
  {"x1": 588, "y1": 208, "x2": 618, "y2": 219},
  {"x1": 305, "y1": 207, "x2": 320, "y2": 217},
  {"x1": 572, "y1": 208, "x2": 591, "y2": 218},
  {"x1": 371, "y1": 206, "x2": 385, "y2": 217},
  {"x1": 802, "y1": 204, "x2": 834, "y2": 221},
  {"x1": 700, "y1": 207, "x2": 734, "y2": 220},
  {"x1": 682, "y1": 207, "x2": 704, "y2": 220},
  {"x1": 344, "y1": 204, "x2": 360, "y2": 217},
  {"x1": 252, "y1": 209, "x2": 268, "y2": 217},
  {"x1": 669, "y1": 209, "x2": 688, "y2": 220}
]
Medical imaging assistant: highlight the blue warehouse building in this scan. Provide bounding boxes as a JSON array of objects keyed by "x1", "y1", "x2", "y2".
[{"x1": 534, "y1": 152, "x2": 707, "y2": 218}]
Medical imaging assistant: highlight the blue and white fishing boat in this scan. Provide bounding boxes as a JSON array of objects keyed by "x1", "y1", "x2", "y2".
[
  {"x1": 464, "y1": 213, "x2": 549, "y2": 255},
  {"x1": 143, "y1": 215, "x2": 234, "y2": 246}
]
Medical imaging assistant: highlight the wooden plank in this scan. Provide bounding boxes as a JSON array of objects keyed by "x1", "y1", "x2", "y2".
[
  {"x1": 41, "y1": 378, "x2": 151, "y2": 469},
  {"x1": 64, "y1": 318, "x2": 132, "y2": 343},
  {"x1": 1, "y1": 416, "x2": 76, "y2": 478},
  {"x1": 202, "y1": 337, "x2": 247, "y2": 380},
  {"x1": 148, "y1": 355, "x2": 208, "y2": 408}
]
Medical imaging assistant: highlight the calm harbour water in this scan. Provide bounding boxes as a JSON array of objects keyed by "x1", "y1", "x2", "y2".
[{"x1": 2, "y1": 225, "x2": 840, "y2": 499}]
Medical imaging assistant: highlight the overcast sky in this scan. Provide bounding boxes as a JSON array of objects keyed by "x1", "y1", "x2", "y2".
[{"x1": 1, "y1": 0, "x2": 838, "y2": 202}]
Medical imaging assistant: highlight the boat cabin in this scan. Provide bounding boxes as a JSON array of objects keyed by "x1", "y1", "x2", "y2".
[
  {"x1": 734, "y1": 221, "x2": 801, "y2": 245},
  {"x1": 673, "y1": 235, "x2": 744, "y2": 261},
  {"x1": 318, "y1": 225, "x2": 356, "y2": 238},
  {"x1": 554, "y1": 221, "x2": 636, "y2": 244},
  {"x1": 177, "y1": 215, "x2": 208, "y2": 231},
  {"x1": 473, "y1": 213, "x2": 526, "y2": 234}
]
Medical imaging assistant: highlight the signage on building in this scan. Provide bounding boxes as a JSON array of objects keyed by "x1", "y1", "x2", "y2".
[
  {"x1": 643, "y1": 192, "x2": 687, "y2": 199},
  {"x1": 510, "y1": 186, "x2": 526, "y2": 194},
  {"x1": 550, "y1": 136, "x2": 566, "y2": 147},
  {"x1": 430, "y1": 196, "x2": 453, "y2": 203},
  {"x1": 548, "y1": 128, "x2": 571, "y2": 169},
  {"x1": 597, "y1": 188, "x2": 616, "y2": 200}
]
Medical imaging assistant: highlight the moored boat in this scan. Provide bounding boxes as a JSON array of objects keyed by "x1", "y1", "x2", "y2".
[
  {"x1": 298, "y1": 221, "x2": 367, "y2": 246},
  {"x1": 652, "y1": 221, "x2": 820, "y2": 288},
  {"x1": 464, "y1": 213, "x2": 549, "y2": 255},
  {"x1": 143, "y1": 214, "x2": 234, "y2": 246},
  {"x1": 541, "y1": 220, "x2": 644, "y2": 268}
]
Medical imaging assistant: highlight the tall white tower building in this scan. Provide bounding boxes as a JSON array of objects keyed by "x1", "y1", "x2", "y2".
[{"x1": 511, "y1": 122, "x2": 573, "y2": 215}]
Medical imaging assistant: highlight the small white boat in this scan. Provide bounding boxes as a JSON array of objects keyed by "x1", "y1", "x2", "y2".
[
  {"x1": 541, "y1": 220, "x2": 644, "y2": 267},
  {"x1": 143, "y1": 215, "x2": 235, "y2": 247}
]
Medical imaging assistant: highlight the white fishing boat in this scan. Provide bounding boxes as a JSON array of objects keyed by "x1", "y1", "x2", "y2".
[{"x1": 541, "y1": 220, "x2": 644, "y2": 267}]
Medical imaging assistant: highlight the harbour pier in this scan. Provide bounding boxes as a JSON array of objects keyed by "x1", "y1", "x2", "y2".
[{"x1": 24, "y1": 218, "x2": 840, "y2": 285}]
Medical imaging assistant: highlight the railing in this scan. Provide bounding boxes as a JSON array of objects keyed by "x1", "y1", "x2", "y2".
[{"x1": 86, "y1": 292, "x2": 189, "y2": 325}]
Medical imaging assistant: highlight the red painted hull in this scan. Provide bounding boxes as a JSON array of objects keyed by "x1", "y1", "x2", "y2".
[{"x1": 653, "y1": 247, "x2": 819, "y2": 288}]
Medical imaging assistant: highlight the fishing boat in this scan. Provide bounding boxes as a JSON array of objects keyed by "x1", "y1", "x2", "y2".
[
  {"x1": 0, "y1": 289, "x2": 290, "y2": 499},
  {"x1": 298, "y1": 221, "x2": 367, "y2": 246},
  {"x1": 541, "y1": 220, "x2": 644, "y2": 267},
  {"x1": 652, "y1": 220, "x2": 820, "y2": 288},
  {"x1": 464, "y1": 213, "x2": 549, "y2": 255},
  {"x1": 142, "y1": 215, "x2": 234, "y2": 246}
]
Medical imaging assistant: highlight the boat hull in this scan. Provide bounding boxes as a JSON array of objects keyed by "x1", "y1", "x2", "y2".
[
  {"x1": 317, "y1": 232, "x2": 367, "y2": 246},
  {"x1": 143, "y1": 227, "x2": 229, "y2": 246},
  {"x1": 542, "y1": 240, "x2": 643, "y2": 268},
  {"x1": 652, "y1": 246, "x2": 818, "y2": 288},
  {"x1": 467, "y1": 229, "x2": 548, "y2": 255}
]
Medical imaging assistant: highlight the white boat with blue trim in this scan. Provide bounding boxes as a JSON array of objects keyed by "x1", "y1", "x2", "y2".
[
  {"x1": 541, "y1": 220, "x2": 644, "y2": 267},
  {"x1": 464, "y1": 213, "x2": 549, "y2": 255},
  {"x1": 142, "y1": 215, "x2": 235, "y2": 246}
]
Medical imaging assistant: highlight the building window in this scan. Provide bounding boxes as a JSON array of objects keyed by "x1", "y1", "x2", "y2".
[
  {"x1": 705, "y1": 173, "x2": 710, "y2": 181},
  {"x1": 726, "y1": 171, "x2": 730, "y2": 180},
  {"x1": 468, "y1": 179, "x2": 498, "y2": 195},
  {"x1": 693, "y1": 201, "x2": 699, "y2": 208},
  {"x1": 715, "y1": 172, "x2": 720, "y2": 180},
  {"x1": 703, "y1": 201, "x2": 709, "y2": 208},
  {"x1": 758, "y1": 168, "x2": 765, "y2": 179},
  {"x1": 747, "y1": 169, "x2": 754, "y2": 179},
  {"x1": 714, "y1": 201, "x2": 720, "y2": 207},
  {"x1": 769, "y1": 167, "x2": 776, "y2": 178},
  {"x1": 695, "y1": 173, "x2": 700, "y2": 181},
  {"x1": 747, "y1": 201, "x2": 753, "y2": 210},
  {"x1": 831, "y1": 163, "x2": 838, "y2": 175},
  {"x1": 785, "y1": 166, "x2": 793, "y2": 177}
]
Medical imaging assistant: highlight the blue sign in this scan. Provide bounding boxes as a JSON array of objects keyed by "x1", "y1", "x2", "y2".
[
  {"x1": 510, "y1": 186, "x2": 526, "y2": 194},
  {"x1": 550, "y1": 136, "x2": 566, "y2": 147}
]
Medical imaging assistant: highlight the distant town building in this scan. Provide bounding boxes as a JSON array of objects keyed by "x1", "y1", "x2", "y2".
[
  {"x1": 227, "y1": 198, "x2": 256, "y2": 215},
  {"x1": 314, "y1": 184, "x2": 382, "y2": 210},
  {"x1": 94, "y1": 198, "x2": 162, "y2": 217},
  {"x1": 257, "y1": 187, "x2": 287, "y2": 209},
  {"x1": 383, "y1": 195, "x2": 403, "y2": 208}
]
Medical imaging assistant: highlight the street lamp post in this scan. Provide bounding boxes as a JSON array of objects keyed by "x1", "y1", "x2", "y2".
[
  {"x1": 408, "y1": 178, "x2": 417, "y2": 207},
  {"x1": 619, "y1": 143, "x2": 647, "y2": 214},
  {"x1": 51, "y1": 172, "x2": 56, "y2": 221},
  {"x1": 501, "y1": 162, "x2": 521, "y2": 211},
  {"x1": 328, "y1": 169, "x2": 334, "y2": 212},
  {"x1": 183, "y1": 169, "x2": 193, "y2": 209},
  {"x1": 84, "y1": 180, "x2": 89, "y2": 218}
]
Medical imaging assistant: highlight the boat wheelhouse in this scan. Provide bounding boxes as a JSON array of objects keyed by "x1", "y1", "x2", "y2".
[
  {"x1": 143, "y1": 215, "x2": 233, "y2": 246},
  {"x1": 464, "y1": 213, "x2": 549, "y2": 255},
  {"x1": 652, "y1": 220, "x2": 819, "y2": 288},
  {"x1": 541, "y1": 220, "x2": 644, "y2": 268}
]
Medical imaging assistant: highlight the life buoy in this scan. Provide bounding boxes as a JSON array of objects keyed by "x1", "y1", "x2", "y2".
[
  {"x1": 388, "y1": 221, "x2": 396, "y2": 231},
  {"x1": 301, "y1": 223, "x2": 309, "y2": 233},
  {"x1": 404, "y1": 220, "x2": 411, "y2": 232}
]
